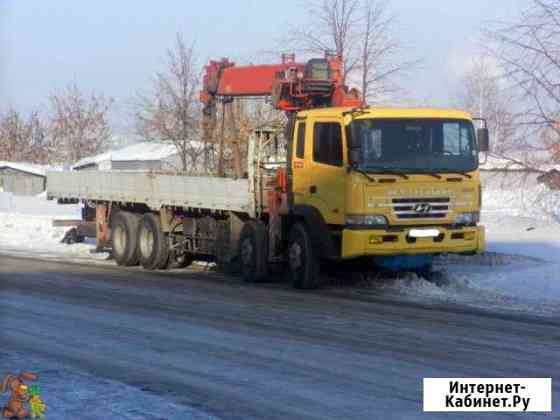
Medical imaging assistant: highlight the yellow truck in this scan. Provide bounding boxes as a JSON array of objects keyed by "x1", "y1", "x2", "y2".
[
  {"x1": 48, "y1": 105, "x2": 488, "y2": 289},
  {"x1": 286, "y1": 107, "x2": 487, "y2": 287}
]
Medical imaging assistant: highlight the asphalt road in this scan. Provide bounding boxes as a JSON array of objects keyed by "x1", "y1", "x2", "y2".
[{"x1": 0, "y1": 255, "x2": 558, "y2": 419}]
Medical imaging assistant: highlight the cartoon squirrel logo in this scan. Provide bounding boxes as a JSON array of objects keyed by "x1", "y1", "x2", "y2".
[{"x1": 1, "y1": 372, "x2": 38, "y2": 419}]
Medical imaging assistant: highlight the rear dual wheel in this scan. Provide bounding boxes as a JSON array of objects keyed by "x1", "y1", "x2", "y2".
[
  {"x1": 138, "y1": 213, "x2": 170, "y2": 270},
  {"x1": 110, "y1": 211, "x2": 140, "y2": 266}
]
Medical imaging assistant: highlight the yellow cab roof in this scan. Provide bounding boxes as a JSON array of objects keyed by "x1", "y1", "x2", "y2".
[{"x1": 298, "y1": 106, "x2": 473, "y2": 122}]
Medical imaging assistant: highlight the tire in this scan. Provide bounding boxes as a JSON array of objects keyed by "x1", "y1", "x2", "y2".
[
  {"x1": 110, "y1": 211, "x2": 140, "y2": 266},
  {"x1": 288, "y1": 223, "x2": 321, "y2": 289},
  {"x1": 138, "y1": 213, "x2": 170, "y2": 270},
  {"x1": 239, "y1": 221, "x2": 268, "y2": 283}
]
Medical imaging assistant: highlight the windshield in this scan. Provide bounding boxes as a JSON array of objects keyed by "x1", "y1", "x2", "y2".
[{"x1": 350, "y1": 118, "x2": 478, "y2": 173}]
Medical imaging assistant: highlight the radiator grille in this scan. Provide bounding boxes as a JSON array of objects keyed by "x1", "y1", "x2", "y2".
[{"x1": 391, "y1": 197, "x2": 450, "y2": 219}]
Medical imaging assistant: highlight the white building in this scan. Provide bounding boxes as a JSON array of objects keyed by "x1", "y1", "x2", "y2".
[
  {"x1": 0, "y1": 162, "x2": 51, "y2": 195},
  {"x1": 73, "y1": 142, "x2": 185, "y2": 172}
]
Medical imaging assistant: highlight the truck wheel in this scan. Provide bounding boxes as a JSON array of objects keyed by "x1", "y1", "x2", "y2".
[
  {"x1": 288, "y1": 223, "x2": 320, "y2": 289},
  {"x1": 138, "y1": 213, "x2": 170, "y2": 270},
  {"x1": 110, "y1": 211, "x2": 140, "y2": 266},
  {"x1": 239, "y1": 221, "x2": 268, "y2": 283}
]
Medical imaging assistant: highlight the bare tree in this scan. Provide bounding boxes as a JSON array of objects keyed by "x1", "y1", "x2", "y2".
[
  {"x1": 214, "y1": 99, "x2": 284, "y2": 177},
  {"x1": 0, "y1": 108, "x2": 48, "y2": 163},
  {"x1": 285, "y1": 0, "x2": 360, "y2": 82},
  {"x1": 286, "y1": 0, "x2": 415, "y2": 103},
  {"x1": 135, "y1": 34, "x2": 202, "y2": 172},
  {"x1": 485, "y1": 0, "x2": 560, "y2": 163},
  {"x1": 456, "y1": 55, "x2": 518, "y2": 155},
  {"x1": 48, "y1": 84, "x2": 112, "y2": 163},
  {"x1": 359, "y1": 1, "x2": 416, "y2": 102}
]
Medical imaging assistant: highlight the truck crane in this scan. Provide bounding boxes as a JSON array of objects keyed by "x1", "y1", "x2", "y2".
[
  {"x1": 199, "y1": 53, "x2": 361, "y2": 175},
  {"x1": 47, "y1": 53, "x2": 490, "y2": 289},
  {"x1": 200, "y1": 53, "x2": 361, "y2": 115}
]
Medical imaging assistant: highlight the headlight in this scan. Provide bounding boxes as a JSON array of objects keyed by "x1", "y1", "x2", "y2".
[
  {"x1": 346, "y1": 214, "x2": 388, "y2": 227},
  {"x1": 453, "y1": 211, "x2": 480, "y2": 225}
]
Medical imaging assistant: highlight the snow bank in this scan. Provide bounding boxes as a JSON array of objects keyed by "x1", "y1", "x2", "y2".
[
  {"x1": 365, "y1": 252, "x2": 560, "y2": 317},
  {"x1": 0, "y1": 213, "x2": 104, "y2": 261},
  {"x1": 0, "y1": 193, "x2": 103, "y2": 261},
  {"x1": 351, "y1": 184, "x2": 560, "y2": 317}
]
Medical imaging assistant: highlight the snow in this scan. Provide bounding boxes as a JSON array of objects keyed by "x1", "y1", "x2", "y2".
[
  {"x1": 72, "y1": 141, "x2": 182, "y2": 169},
  {"x1": 0, "y1": 213, "x2": 106, "y2": 262},
  {"x1": 0, "y1": 350, "x2": 217, "y2": 420},
  {"x1": 365, "y1": 183, "x2": 560, "y2": 317},
  {"x1": 0, "y1": 161, "x2": 61, "y2": 177},
  {"x1": 0, "y1": 193, "x2": 105, "y2": 262}
]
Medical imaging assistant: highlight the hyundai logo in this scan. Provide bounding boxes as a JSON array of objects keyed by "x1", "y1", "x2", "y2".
[{"x1": 414, "y1": 203, "x2": 432, "y2": 213}]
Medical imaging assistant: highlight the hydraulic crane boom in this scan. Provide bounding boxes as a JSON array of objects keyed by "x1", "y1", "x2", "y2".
[{"x1": 200, "y1": 53, "x2": 362, "y2": 117}]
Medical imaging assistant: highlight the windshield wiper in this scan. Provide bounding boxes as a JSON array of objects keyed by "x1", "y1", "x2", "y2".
[
  {"x1": 363, "y1": 167, "x2": 409, "y2": 180},
  {"x1": 416, "y1": 172, "x2": 442, "y2": 179},
  {"x1": 349, "y1": 166, "x2": 375, "y2": 182},
  {"x1": 440, "y1": 170, "x2": 472, "y2": 179}
]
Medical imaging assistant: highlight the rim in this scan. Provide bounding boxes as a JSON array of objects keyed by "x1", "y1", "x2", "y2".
[
  {"x1": 113, "y1": 225, "x2": 127, "y2": 256},
  {"x1": 139, "y1": 226, "x2": 155, "y2": 258},
  {"x1": 288, "y1": 241, "x2": 303, "y2": 271},
  {"x1": 240, "y1": 237, "x2": 254, "y2": 267}
]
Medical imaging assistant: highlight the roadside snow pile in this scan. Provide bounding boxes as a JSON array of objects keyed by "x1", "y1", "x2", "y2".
[
  {"x1": 0, "y1": 193, "x2": 104, "y2": 261},
  {"x1": 360, "y1": 250, "x2": 560, "y2": 317},
  {"x1": 0, "y1": 213, "x2": 102, "y2": 260},
  {"x1": 352, "y1": 185, "x2": 560, "y2": 317}
]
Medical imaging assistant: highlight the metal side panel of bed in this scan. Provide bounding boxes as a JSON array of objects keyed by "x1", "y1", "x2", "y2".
[{"x1": 46, "y1": 171, "x2": 253, "y2": 213}]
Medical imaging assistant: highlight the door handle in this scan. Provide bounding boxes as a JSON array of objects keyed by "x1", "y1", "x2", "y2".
[{"x1": 309, "y1": 185, "x2": 317, "y2": 194}]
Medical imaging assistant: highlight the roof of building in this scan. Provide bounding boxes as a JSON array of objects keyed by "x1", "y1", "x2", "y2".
[
  {"x1": 0, "y1": 161, "x2": 58, "y2": 177},
  {"x1": 73, "y1": 141, "x2": 180, "y2": 169}
]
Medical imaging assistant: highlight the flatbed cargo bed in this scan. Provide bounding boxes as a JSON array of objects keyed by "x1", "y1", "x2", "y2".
[{"x1": 47, "y1": 171, "x2": 253, "y2": 213}]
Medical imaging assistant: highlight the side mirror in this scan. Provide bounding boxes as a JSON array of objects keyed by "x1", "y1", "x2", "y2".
[{"x1": 477, "y1": 128, "x2": 489, "y2": 152}]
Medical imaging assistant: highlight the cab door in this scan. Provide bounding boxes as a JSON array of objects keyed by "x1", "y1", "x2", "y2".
[
  {"x1": 305, "y1": 119, "x2": 347, "y2": 225},
  {"x1": 291, "y1": 119, "x2": 309, "y2": 204}
]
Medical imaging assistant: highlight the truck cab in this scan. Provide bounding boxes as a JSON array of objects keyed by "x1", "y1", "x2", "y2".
[{"x1": 289, "y1": 107, "x2": 485, "y2": 274}]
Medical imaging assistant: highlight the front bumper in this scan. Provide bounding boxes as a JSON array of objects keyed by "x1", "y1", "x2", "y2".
[{"x1": 341, "y1": 225, "x2": 485, "y2": 259}]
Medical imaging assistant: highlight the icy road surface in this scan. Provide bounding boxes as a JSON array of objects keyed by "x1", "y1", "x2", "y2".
[{"x1": 0, "y1": 255, "x2": 558, "y2": 419}]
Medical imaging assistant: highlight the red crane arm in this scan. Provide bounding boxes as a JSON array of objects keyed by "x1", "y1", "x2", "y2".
[
  {"x1": 204, "y1": 61, "x2": 306, "y2": 98},
  {"x1": 200, "y1": 54, "x2": 361, "y2": 116}
]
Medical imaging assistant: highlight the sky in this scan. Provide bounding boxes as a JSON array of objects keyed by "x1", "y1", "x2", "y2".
[{"x1": 0, "y1": 0, "x2": 530, "y2": 132}]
